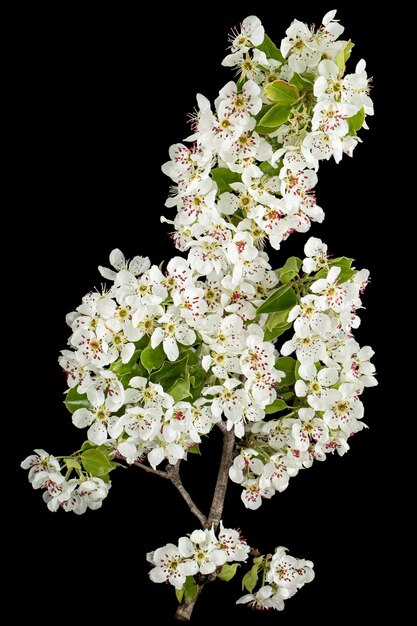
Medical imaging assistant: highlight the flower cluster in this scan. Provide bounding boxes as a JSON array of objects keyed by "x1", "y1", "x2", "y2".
[
  {"x1": 21, "y1": 449, "x2": 110, "y2": 514},
  {"x1": 237, "y1": 548, "x2": 314, "y2": 611},
  {"x1": 162, "y1": 11, "x2": 372, "y2": 254},
  {"x1": 147, "y1": 523, "x2": 250, "y2": 589},
  {"x1": 230, "y1": 237, "x2": 376, "y2": 509}
]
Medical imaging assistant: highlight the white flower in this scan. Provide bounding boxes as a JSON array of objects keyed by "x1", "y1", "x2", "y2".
[
  {"x1": 227, "y1": 15, "x2": 264, "y2": 53},
  {"x1": 302, "y1": 130, "x2": 343, "y2": 163},
  {"x1": 240, "y1": 334, "x2": 276, "y2": 379},
  {"x1": 292, "y1": 408, "x2": 329, "y2": 451},
  {"x1": 280, "y1": 20, "x2": 321, "y2": 73},
  {"x1": 148, "y1": 544, "x2": 187, "y2": 589},
  {"x1": 288, "y1": 295, "x2": 331, "y2": 338},
  {"x1": 72, "y1": 400, "x2": 123, "y2": 445},
  {"x1": 120, "y1": 406, "x2": 163, "y2": 441},
  {"x1": 216, "y1": 80, "x2": 262, "y2": 126},
  {"x1": 267, "y1": 547, "x2": 314, "y2": 588},
  {"x1": 260, "y1": 453, "x2": 298, "y2": 493},
  {"x1": 281, "y1": 333, "x2": 327, "y2": 364},
  {"x1": 343, "y1": 345, "x2": 377, "y2": 388},
  {"x1": 151, "y1": 312, "x2": 196, "y2": 361},
  {"x1": 199, "y1": 313, "x2": 245, "y2": 355},
  {"x1": 310, "y1": 266, "x2": 358, "y2": 313},
  {"x1": 295, "y1": 363, "x2": 339, "y2": 407},
  {"x1": 302, "y1": 237, "x2": 328, "y2": 273},
  {"x1": 322, "y1": 383, "x2": 364, "y2": 434},
  {"x1": 236, "y1": 585, "x2": 285, "y2": 611},
  {"x1": 229, "y1": 449, "x2": 264, "y2": 484},
  {"x1": 21, "y1": 449, "x2": 61, "y2": 488},
  {"x1": 173, "y1": 285, "x2": 208, "y2": 325},
  {"x1": 98, "y1": 248, "x2": 150, "y2": 282},
  {"x1": 205, "y1": 378, "x2": 248, "y2": 422}
]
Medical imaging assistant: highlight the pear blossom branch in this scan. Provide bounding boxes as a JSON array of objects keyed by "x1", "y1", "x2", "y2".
[{"x1": 166, "y1": 462, "x2": 208, "y2": 527}]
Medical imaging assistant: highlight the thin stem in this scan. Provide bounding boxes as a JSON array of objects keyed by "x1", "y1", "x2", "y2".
[
  {"x1": 134, "y1": 461, "x2": 169, "y2": 479},
  {"x1": 175, "y1": 587, "x2": 203, "y2": 621},
  {"x1": 167, "y1": 462, "x2": 207, "y2": 527},
  {"x1": 206, "y1": 427, "x2": 235, "y2": 529}
]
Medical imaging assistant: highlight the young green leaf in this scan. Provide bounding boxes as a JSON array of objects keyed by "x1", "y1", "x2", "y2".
[
  {"x1": 184, "y1": 576, "x2": 198, "y2": 604},
  {"x1": 257, "y1": 284, "x2": 297, "y2": 314},
  {"x1": 64, "y1": 388, "x2": 90, "y2": 414},
  {"x1": 259, "y1": 161, "x2": 282, "y2": 177},
  {"x1": 263, "y1": 322, "x2": 292, "y2": 342},
  {"x1": 259, "y1": 103, "x2": 292, "y2": 128},
  {"x1": 290, "y1": 72, "x2": 315, "y2": 91},
  {"x1": 242, "y1": 564, "x2": 260, "y2": 593},
  {"x1": 218, "y1": 563, "x2": 240, "y2": 581},
  {"x1": 65, "y1": 458, "x2": 81, "y2": 471},
  {"x1": 211, "y1": 168, "x2": 241, "y2": 194},
  {"x1": 151, "y1": 355, "x2": 189, "y2": 387},
  {"x1": 279, "y1": 256, "x2": 302, "y2": 283},
  {"x1": 167, "y1": 377, "x2": 192, "y2": 402},
  {"x1": 140, "y1": 343, "x2": 166, "y2": 373},
  {"x1": 264, "y1": 80, "x2": 299, "y2": 105},
  {"x1": 188, "y1": 444, "x2": 201, "y2": 455},
  {"x1": 347, "y1": 107, "x2": 365, "y2": 134},
  {"x1": 175, "y1": 586, "x2": 185, "y2": 603},
  {"x1": 81, "y1": 449, "x2": 113, "y2": 477},
  {"x1": 256, "y1": 34, "x2": 285, "y2": 63},
  {"x1": 264, "y1": 399, "x2": 287, "y2": 414},
  {"x1": 275, "y1": 356, "x2": 297, "y2": 385}
]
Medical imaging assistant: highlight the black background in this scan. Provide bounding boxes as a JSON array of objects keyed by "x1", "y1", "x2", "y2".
[{"x1": 11, "y1": 3, "x2": 399, "y2": 624}]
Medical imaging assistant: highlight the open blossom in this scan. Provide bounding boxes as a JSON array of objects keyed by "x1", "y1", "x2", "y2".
[{"x1": 148, "y1": 523, "x2": 250, "y2": 587}]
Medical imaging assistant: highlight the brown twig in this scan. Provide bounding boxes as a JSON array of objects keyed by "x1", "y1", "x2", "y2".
[
  {"x1": 134, "y1": 461, "x2": 169, "y2": 479},
  {"x1": 206, "y1": 428, "x2": 235, "y2": 529},
  {"x1": 167, "y1": 462, "x2": 208, "y2": 527}
]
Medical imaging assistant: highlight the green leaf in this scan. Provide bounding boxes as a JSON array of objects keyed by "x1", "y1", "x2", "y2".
[
  {"x1": 256, "y1": 34, "x2": 285, "y2": 63},
  {"x1": 347, "y1": 107, "x2": 365, "y2": 134},
  {"x1": 281, "y1": 391, "x2": 294, "y2": 400},
  {"x1": 184, "y1": 576, "x2": 198, "y2": 604},
  {"x1": 151, "y1": 355, "x2": 189, "y2": 388},
  {"x1": 344, "y1": 41, "x2": 354, "y2": 61},
  {"x1": 257, "y1": 284, "x2": 297, "y2": 314},
  {"x1": 65, "y1": 458, "x2": 81, "y2": 471},
  {"x1": 259, "y1": 161, "x2": 282, "y2": 177},
  {"x1": 110, "y1": 348, "x2": 143, "y2": 376},
  {"x1": 264, "y1": 399, "x2": 287, "y2": 414},
  {"x1": 264, "y1": 80, "x2": 299, "y2": 105},
  {"x1": 64, "y1": 388, "x2": 90, "y2": 414},
  {"x1": 290, "y1": 72, "x2": 315, "y2": 91},
  {"x1": 242, "y1": 564, "x2": 260, "y2": 593},
  {"x1": 266, "y1": 310, "x2": 289, "y2": 331},
  {"x1": 335, "y1": 48, "x2": 345, "y2": 73},
  {"x1": 275, "y1": 356, "x2": 297, "y2": 385},
  {"x1": 279, "y1": 256, "x2": 302, "y2": 283},
  {"x1": 211, "y1": 168, "x2": 241, "y2": 194},
  {"x1": 140, "y1": 343, "x2": 165, "y2": 373},
  {"x1": 218, "y1": 563, "x2": 240, "y2": 581},
  {"x1": 264, "y1": 323, "x2": 292, "y2": 341},
  {"x1": 175, "y1": 586, "x2": 185, "y2": 603},
  {"x1": 81, "y1": 449, "x2": 113, "y2": 477},
  {"x1": 167, "y1": 377, "x2": 192, "y2": 402},
  {"x1": 188, "y1": 444, "x2": 201, "y2": 455},
  {"x1": 259, "y1": 103, "x2": 292, "y2": 128},
  {"x1": 80, "y1": 441, "x2": 96, "y2": 452},
  {"x1": 331, "y1": 256, "x2": 353, "y2": 269},
  {"x1": 314, "y1": 257, "x2": 355, "y2": 284},
  {"x1": 255, "y1": 122, "x2": 281, "y2": 134}
]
